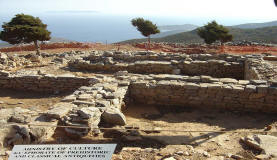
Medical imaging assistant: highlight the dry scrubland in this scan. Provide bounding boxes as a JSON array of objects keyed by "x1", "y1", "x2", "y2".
[
  {"x1": 0, "y1": 42, "x2": 277, "y2": 160},
  {"x1": 2, "y1": 42, "x2": 277, "y2": 55}
]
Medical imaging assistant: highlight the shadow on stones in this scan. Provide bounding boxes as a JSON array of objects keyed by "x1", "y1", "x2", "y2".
[
  {"x1": 124, "y1": 104, "x2": 277, "y2": 131},
  {"x1": 46, "y1": 128, "x2": 166, "y2": 153},
  {"x1": 0, "y1": 88, "x2": 72, "y2": 99},
  {"x1": 60, "y1": 66, "x2": 114, "y2": 75},
  {"x1": 47, "y1": 127, "x2": 226, "y2": 153}
]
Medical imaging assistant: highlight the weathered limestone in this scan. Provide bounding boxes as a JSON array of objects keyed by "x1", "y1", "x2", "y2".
[
  {"x1": 102, "y1": 107, "x2": 126, "y2": 126},
  {"x1": 1, "y1": 51, "x2": 277, "y2": 150},
  {"x1": 59, "y1": 81, "x2": 128, "y2": 137},
  {"x1": 28, "y1": 120, "x2": 59, "y2": 142},
  {"x1": 46, "y1": 103, "x2": 76, "y2": 119},
  {"x1": 69, "y1": 52, "x2": 245, "y2": 79},
  {"x1": 128, "y1": 74, "x2": 277, "y2": 113},
  {"x1": 0, "y1": 73, "x2": 100, "y2": 93},
  {"x1": 245, "y1": 58, "x2": 277, "y2": 80},
  {"x1": 69, "y1": 51, "x2": 277, "y2": 81},
  {"x1": 0, "y1": 108, "x2": 59, "y2": 149},
  {"x1": 62, "y1": 107, "x2": 102, "y2": 138}
]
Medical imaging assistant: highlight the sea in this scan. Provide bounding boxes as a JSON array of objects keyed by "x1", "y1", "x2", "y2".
[{"x1": 0, "y1": 12, "x2": 261, "y2": 44}]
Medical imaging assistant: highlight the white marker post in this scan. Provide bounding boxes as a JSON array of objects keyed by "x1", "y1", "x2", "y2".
[{"x1": 8, "y1": 144, "x2": 116, "y2": 160}]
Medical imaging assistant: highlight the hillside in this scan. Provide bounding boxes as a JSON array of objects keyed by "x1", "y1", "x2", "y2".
[
  {"x1": 158, "y1": 24, "x2": 199, "y2": 31},
  {"x1": 147, "y1": 20, "x2": 277, "y2": 39},
  {"x1": 49, "y1": 37, "x2": 76, "y2": 43},
  {"x1": 152, "y1": 24, "x2": 198, "y2": 38},
  {"x1": 152, "y1": 29, "x2": 196, "y2": 38},
  {"x1": 158, "y1": 21, "x2": 277, "y2": 31},
  {"x1": 231, "y1": 20, "x2": 277, "y2": 29},
  {"x1": 120, "y1": 26, "x2": 277, "y2": 44}
]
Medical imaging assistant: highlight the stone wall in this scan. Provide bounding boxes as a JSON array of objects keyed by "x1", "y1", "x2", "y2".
[
  {"x1": 86, "y1": 51, "x2": 245, "y2": 63},
  {"x1": 245, "y1": 58, "x2": 277, "y2": 80},
  {"x1": 0, "y1": 71, "x2": 99, "y2": 93},
  {"x1": 57, "y1": 81, "x2": 129, "y2": 137},
  {"x1": 179, "y1": 60, "x2": 243, "y2": 79},
  {"x1": 0, "y1": 78, "x2": 129, "y2": 149},
  {"x1": 69, "y1": 51, "x2": 246, "y2": 79},
  {"x1": 128, "y1": 74, "x2": 277, "y2": 113}
]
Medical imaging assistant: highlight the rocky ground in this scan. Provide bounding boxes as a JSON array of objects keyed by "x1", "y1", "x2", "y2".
[
  {"x1": 0, "y1": 89, "x2": 65, "y2": 111},
  {"x1": 0, "y1": 44, "x2": 277, "y2": 160},
  {"x1": 34, "y1": 104, "x2": 276, "y2": 160},
  {"x1": 2, "y1": 103, "x2": 274, "y2": 160}
]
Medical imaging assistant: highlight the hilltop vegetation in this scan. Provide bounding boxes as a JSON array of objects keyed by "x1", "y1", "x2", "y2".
[{"x1": 120, "y1": 26, "x2": 277, "y2": 44}]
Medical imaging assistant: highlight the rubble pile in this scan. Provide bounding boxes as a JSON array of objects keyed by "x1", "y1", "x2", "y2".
[{"x1": 0, "y1": 52, "x2": 34, "y2": 71}]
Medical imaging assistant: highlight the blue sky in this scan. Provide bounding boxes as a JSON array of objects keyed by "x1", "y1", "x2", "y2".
[{"x1": 0, "y1": 0, "x2": 277, "y2": 25}]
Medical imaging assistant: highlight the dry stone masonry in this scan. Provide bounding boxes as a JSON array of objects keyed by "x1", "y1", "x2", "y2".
[
  {"x1": 69, "y1": 51, "x2": 246, "y2": 79},
  {"x1": 59, "y1": 80, "x2": 129, "y2": 138},
  {"x1": 245, "y1": 57, "x2": 277, "y2": 80},
  {"x1": 128, "y1": 74, "x2": 277, "y2": 113},
  {"x1": 1, "y1": 50, "x2": 277, "y2": 153},
  {"x1": 0, "y1": 71, "x2": 99, "y2": 93}
]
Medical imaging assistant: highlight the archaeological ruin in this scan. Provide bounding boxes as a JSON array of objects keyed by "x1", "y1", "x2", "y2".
[{"x1": 0, "y1": 49, "x2": 277, "y2": 159}]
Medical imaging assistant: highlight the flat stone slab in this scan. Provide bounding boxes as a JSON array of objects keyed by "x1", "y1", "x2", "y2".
[
  {"x1": 61, "y1": 95, "x2": 76, "y2": 102},
  {"x1": 77, "y1": 94, "x2": 92, "y2": 100},
  {"x1": 134, "y1": 61, "x2": 171, "y2": 65},
  {"x1": 46, "y1": 103, "x2": 76, "y2": 119},
  {"x1": 220, "y1": 78, "x2": 238, "y2": 84},
  {"x1": 77, "y1": 107, "x2": 101, "y2": 119},
  {"x1": 73, "y1": 100, "x2": 95, "y2": 106}
]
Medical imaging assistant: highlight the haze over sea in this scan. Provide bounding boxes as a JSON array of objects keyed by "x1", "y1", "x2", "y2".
[
  {"x1": 0, "y1": 12, "x2": 276, "y2": 44},
  {"x1": 1, "y1": 0, "x2": 277, "y2": 43}
]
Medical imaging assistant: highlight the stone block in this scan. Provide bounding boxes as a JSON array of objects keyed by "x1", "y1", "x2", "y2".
[
  {"x1": 46, "y1": 103, "x2": 76, "y2": 119},
  {"x1": 101, "y1": 107, "x2": 126, "y2": 126},
  {"x1": 220, "y1": 78, "x2": 238, "y2": 84},
  {"x1": 245, "y1": 85, "x2": 257, "y2": 93},
  {"x1": 250, "y1": 80, "x2": 267, "y2": 85},
  {"x1": 257, "y1": 85, "x2": 268, "y2": 94},
  {"x1": 238, "y1": 80, "x2": 250, "y2": 85},
  {"x1": 207, "y1": 84, "x2": 222, "y2": 90}
]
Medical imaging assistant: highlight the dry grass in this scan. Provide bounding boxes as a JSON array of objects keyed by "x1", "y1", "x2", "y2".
[{"x1": 2, "y1": 42, "x2": 277, "y2": 55}]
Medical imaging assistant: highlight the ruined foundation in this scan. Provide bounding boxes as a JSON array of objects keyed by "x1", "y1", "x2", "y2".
[{"x1": 1, "y1": 50, "x2": 277, "y2": 154}]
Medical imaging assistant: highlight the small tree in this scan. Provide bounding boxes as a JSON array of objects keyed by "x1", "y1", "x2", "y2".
[
  {"x1": 131, "y1": 17, "x2": 160, "y2": 49},
  {"x1": 197, "y1": 21, "x2": 233, "y2": 45},
  {"x1": 0, "y1": 14, "x2": 51, "y2": 54}
]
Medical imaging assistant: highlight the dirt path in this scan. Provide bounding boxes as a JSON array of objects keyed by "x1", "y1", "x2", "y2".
[
  {"x1": 0, "y1": 89, "x2": 67, "y2": 111},
  {"x1": 39, "y1": 104, "x2": 277, "y2": 159},
  {"x1": 122, "y1": 104, "x2": 277, "y2": 157}
]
